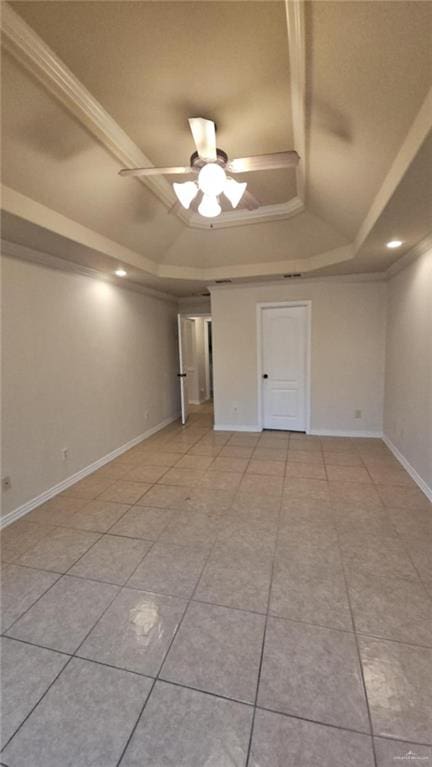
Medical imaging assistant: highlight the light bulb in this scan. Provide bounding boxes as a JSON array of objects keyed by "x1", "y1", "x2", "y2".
[
  {"x1": 173, "y1": 181, "x2": 198, "y2": 209},
  {"x1": 115, "y1": 268, "x2": 127, "y2": 277},
  {"x1": 223, "y1": 177, "x2": 247, "y2": 208},
  {"x1": 198, "y1": 194, "x2": 222, "y2": 218},
  {"x1": 386, "y1": 240, "x2": 403, "y2": 249},
  {"x1": 198, "y1": 163, "x2": 226, "y2": 196}
]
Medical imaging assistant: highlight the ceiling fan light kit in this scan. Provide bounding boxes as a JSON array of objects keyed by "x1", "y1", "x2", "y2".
[{"x1": 119, "y1": 117, "x2": 300, "y2": 219}]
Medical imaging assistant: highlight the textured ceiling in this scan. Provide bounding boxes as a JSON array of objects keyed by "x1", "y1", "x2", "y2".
[{"x1": 1, "y1": 0, "x2": 432, "y2": 295}]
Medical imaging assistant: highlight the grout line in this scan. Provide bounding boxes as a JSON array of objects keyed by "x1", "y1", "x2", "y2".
[
  {"x1": 334, "y1": 519, "x2": 379, "y2": 767},
  {"x1": 245, "y1": 489, "x2": 283, "y2": 766},
  {"x1": 116, "y1": 499, "x2": 221, "y2": 767}
]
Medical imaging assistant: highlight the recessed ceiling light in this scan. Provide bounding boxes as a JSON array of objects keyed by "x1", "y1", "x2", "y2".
[
  {"x1": 386, "y1": 240, "x2": 403, "y2": 249},
  {"x1": 115, "y1": 268, "x2": 127, "y2": 277}
]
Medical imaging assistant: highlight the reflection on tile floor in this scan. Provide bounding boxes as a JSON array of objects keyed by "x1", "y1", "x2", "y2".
[{"x1": 1, "y1": 402, "x2": 431, "y2": 766}]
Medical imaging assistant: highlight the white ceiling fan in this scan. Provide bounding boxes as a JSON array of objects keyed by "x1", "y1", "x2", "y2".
[{"x1": 119, "y1": 117, "x2": 300, "y2": 218}]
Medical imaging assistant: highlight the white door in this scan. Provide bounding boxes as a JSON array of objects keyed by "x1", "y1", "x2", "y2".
[
  {"x1": 177, "y1": 314, "x2": 189, "y2": 425},
  {"x1": 261, "y1": 305, "x2": 307, "y2": 431}
]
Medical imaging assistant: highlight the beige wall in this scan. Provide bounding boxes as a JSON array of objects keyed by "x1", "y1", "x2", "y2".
[
  {"x1": 211, "y1": 279, "x2": 386, "y2": 434},
  {"x1": 1, "y1": 255, "x2": 179, "y2": 517},
  {"x1": 384, "y1": 248, "x2": 432, "y2": 492}
]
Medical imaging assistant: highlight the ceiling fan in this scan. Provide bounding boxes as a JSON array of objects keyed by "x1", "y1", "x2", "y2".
[{"x1": 119, "y1": 118, "x2": 300, "y2": 218}]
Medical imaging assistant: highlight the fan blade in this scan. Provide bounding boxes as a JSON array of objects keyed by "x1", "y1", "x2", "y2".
[
  {"x1": 227, "y1": 151, "x2": 299, "y2": 173},
  {"x1": 188, "y1": 117, "x2": 217, "y2": 162},
  {"x1": 242, "y1": 190, "x2": 260, "y2": 210},
  {"x1": 119, "y1": 166, "x2": 193, "y2": 177}
]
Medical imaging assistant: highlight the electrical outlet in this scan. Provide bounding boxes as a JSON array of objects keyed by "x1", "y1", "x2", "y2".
[
  {"x1": 144, "y1": 410, "x2": 149, "y2": 421},
  {"x1": 232, "y1": 402, "x2": 239, "y2": 414},
  {"x1": 354, "y1": 409, "x2": 362, "y2": 419},
  {"x1": 2, "y1": 476, "x2": 11, "y2": 491},
  {"x1": 62, "y1": 448, "x2": 69, "y2": 461}
]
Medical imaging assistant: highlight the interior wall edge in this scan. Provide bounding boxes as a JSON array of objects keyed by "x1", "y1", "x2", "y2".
[
  {"x1": 0, "y1": 413, "x2": 180, "y2": 530},
  {"x1": 383, "y1": 434, "x2": 432, "y2": 503}
]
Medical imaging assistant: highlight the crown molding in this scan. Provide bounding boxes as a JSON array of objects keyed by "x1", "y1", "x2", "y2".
[
  {"x1": 2, "y1": 184, "x2": 352, "y2": 282},
  {"x1": 386, "y1": 233, "x2": 432, "y2": 279},
  {"x1": 1, "y1": 2, "x2": 306, "y2": 229},
  {"x1": 188, "y1": 197, "x2": 304, "y2": 229},
  {"x1": 355, "y1": 86, "x2": 432, "y2": 253},
  {"x1": 1, "y1": 239, "x2": 179, "y2": 303},
  {"x1": 285, "y1": 0, "x2": 306, "y2": 202}
]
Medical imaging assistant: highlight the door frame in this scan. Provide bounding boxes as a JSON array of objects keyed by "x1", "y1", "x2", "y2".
[{"x1": 256, "y1": 301, "x2": 312, "y2": 433}]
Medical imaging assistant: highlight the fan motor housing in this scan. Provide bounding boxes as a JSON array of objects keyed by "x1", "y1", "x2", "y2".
[{"x1": 190, "y1": 149, "x2": 228, "y2": 170}]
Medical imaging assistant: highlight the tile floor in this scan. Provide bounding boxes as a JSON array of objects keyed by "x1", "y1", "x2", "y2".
[{"x1": 1, "y1": 402, "x2": 432, "y2": 766}]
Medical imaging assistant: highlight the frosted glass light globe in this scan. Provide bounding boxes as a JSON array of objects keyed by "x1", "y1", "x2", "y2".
[
  {"x1": 198, "y1": 163, "x2": 226, "y2": 196},
  {"x1": 198, "y1": 194, "x2": 222, "y2": 218}
]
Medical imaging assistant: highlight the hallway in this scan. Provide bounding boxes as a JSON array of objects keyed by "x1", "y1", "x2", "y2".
[{"x1": 1, "y1": 405, "x2": 432, "y2": 766}]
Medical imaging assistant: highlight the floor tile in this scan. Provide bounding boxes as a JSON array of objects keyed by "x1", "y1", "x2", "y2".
[
  {"x1": 61, "y1": 475, "x2": 115, "y2": 499},
  {"x1": 376, "y1": 484, "x2": 431, "y2": 511},
  {"x1": 0, "y1": 637, "x2": 68, "y2": 749},
  {"x1": 359, "y1": 637, "x2": 432, "y2": 742},
  {"x1": 61, "y1": 499, "x2": 130, "y2": 532},
  {"x1": 157, "y1": 467, "x2": 204, "y2": 486},
  {"x1": 287, "y1": 449, "x2": 324, "y2": 465},
  {"x1": 276, "y1": 537, "x2": 343, "y2": 576},
  {"x1": 219, "y1": 445, "x2": 255, "y2": 458},
  {"x1": 253, "y1": 447, "x2": 288, "y2": 461},
  {"x1": 288, "y1": 439, "x2": 322, "y2": 452},
  {"x1": 161, "y1": 601, "x2": 265, "y2": 703},
  {"x1": 209, "y1": 456, "x2": 249, "y2": 473},
  {"x1": 127, "y1": 542, "x2": 208, "y2": 597},
  {"x1": 175, "y1": 454, "x2": 215, "y2": 470},
  {"x1": 329, "y1": 480, "x2": 383, "y2": 507},
  {"x1": 17, "y1": 527, "x2": 100, "y2": 573},
  {"x1": 2, "y1": 658, "x2": 152, "y2": 767},
  {"x1": 240, "y1": 474, "x2": 284, "y2": 496},
  {"x1": 326, "y1": 465, "x2": 372, "y2": 483},
  {"x1": 108, "y1": 506, "x2": 174, "y2": 539},
  {"x1": 79, "y1": 587, "x2": 187, "y2": 675},
  {"x1": 1, "y1": 564, "x2": 59, "y2": 632},
  {"x1": 374, "y1": 737, "x2": 432, "y2": 766},
  {"x1": 132, "y1": 451, "x2": 181, "y2": 467},
  {"x1": 138, "y1": 484, "x2": 194, "y2": 509},
  {"x1": 249, "y1": 709, "x2": 375, "y2": 767},
  {"x1": 348, "y1": 571, "x2": 432, "y2": 645},
  {"x1": 285, "y1": 461, "x2": 327, "y2": 479},
  {"x1": 120, "y1": 681, "x2": 253, "y2": 767},
  {"x1": 216, "y1": 519, "x2": 276, "y2": 558},
  {"x1": 199, "y1": 471, "x2": 242, "y2": 491},
  {"x1": 69, "y1": 534, "x2": 151, "y2": 585},
  {"x1": 123, "y1": 464, "x2": 169, "y2": 483},
  {"x1": 339, "y1": 533, "x2": 419, "y2": 580},
  {"x1": 386, "y1": 507, "x2": 432, "y2": 542},
  {"x1": 181, "y1": 487, "x2": 234, "y2": 515},
  {"x1": 323, "y1": 450, "x2": 365, "y2": 466},
  {"x1": 0, "y1": 520, "x2": 56, "y2": 563},
  {"x1": 258, "y1": 618, "x2": 369, "y2": 731},
  {"x1": 232, "y1": 492, "x2": 281, "y2": 517},
  {"x1": 367, "y1": 466, "x2": 416, "y2": 486},
  {"x1": 26, "y1": 496, "x2": 88, "y2": 526},
  {"x1": 404, "y1": 539, "x2": 432, "y2": 581},
  {"x1": 159, "y1": 511, "x2": 222, "y2": 548},
  {"x1": 270, "y1": 560, "x2": 352, "y2": 630},
  {"x1": 195, "y1": 549, "x2": 272, "y2": 612},
  {"x1": 248, "y1": 459, "x2": 286, "y2": 476},
  {"x1": 7, "y1": 575, "x2": 117, "y2": 653},
  {"x1": 97, "y1": 480, "x2": 151, "y2": 504},
  {"x1": 284, "y1": 477, "x2": 329, "y2": 500},
  {"x1": 331, "y1": 505, "x2": 396, "y2": 537}
]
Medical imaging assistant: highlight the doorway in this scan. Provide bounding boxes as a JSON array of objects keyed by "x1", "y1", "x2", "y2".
[
  {"x1": 258, "y1": 302, "x2": 310, "y2": 432},
  {"x1": 177, "y1": 313, "x2": 213, "y2": 424}
]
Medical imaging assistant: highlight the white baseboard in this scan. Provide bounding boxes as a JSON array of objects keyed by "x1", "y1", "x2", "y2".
[
  {"x1": 383, "y1": 434, "x2": 432, "y2": 503},
  {"x1": 1, "y1": 414, "x2": 180, "y2": 529},
  {"x1": 213, "y1": 424, "x2": 262, "y2": 433},
  {"x1": 309, "y1": 429, "x2": 383, "y2": 438}
]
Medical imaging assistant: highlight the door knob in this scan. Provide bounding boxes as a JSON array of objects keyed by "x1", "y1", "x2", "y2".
[{"x1": 263, "y1": 374, "x2": 269, "y2": 379}]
